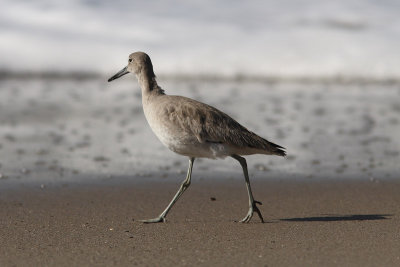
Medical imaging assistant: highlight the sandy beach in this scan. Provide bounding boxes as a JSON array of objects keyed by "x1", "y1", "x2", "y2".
[
  {"x1": 0, "y1": 77, "x2": 399, "y2": 266},
  {"x1": 1, "y1": 178, "x2": 399, "y2": 266},
  {"x1": 2, "y1": 0, "x2": 400, "y2": 265}
]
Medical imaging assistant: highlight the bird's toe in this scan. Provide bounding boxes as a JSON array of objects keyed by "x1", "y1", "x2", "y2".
[{"x1": 140, "y1": 216, "x2": 166, "y2": 224}]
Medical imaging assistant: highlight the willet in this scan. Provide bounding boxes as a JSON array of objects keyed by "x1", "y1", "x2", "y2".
[{"x1": 108, "y1": 52, "x2": 286, "y2": 223}]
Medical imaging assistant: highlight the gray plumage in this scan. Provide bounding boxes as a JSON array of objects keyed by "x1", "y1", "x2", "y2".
[
  {"x1": 108, "y1": 51, "x2": 286, "y2": 223},
  {"x1": 149, "y1": 95, "x2": 286, "y2": 157}
]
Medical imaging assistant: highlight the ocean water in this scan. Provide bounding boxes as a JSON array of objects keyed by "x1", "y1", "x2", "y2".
[
  {"x1": 0, "y1": 77, "x2": 399, "y2": 186},
  {"x1": 1, "y1": 0, "x2": 400, "y2": 78},
  {"x1": 1, "y1": 1, "x2": 399, "y2": 185}
]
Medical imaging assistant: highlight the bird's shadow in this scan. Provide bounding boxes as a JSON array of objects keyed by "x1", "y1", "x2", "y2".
[{"x1": 279, "y1": 214, "x2": 392, "y2": 222}]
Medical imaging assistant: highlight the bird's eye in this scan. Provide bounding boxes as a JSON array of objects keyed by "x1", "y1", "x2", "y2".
[{"x1": 129, "y1": 59, "x2": 132, "y2": 63}]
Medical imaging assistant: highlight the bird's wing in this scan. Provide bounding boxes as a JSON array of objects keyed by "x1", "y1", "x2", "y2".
[
  {"x1": 165, "y1": 96, "x2": 285, "y2": 155},
  {"x1": 164, "y1": 96, "x2": 242, "y2": 142}
]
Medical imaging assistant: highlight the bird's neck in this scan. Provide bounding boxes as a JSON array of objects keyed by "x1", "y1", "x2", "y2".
[{"x1": 137, "y1": 71, "x2": 165, "y2": 99}]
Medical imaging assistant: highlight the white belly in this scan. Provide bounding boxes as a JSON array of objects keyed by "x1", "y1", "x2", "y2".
[{"x1": 143, "y1": 103, "x2": 232, "y2": 159}]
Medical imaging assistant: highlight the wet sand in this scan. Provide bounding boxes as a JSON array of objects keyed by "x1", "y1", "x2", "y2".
[
  {"x1": 1, "y1": 78, "x2": 400, "y2": 183},
  {"x1": 1, "y1": 179, "x2": 399, "y2": 266}
]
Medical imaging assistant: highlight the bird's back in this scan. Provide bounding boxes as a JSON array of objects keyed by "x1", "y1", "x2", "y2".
[{"x1": 143, "y1": 94, "x2": 286, "y2": 158}]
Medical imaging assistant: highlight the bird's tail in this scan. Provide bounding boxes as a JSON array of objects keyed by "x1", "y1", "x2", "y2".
[{"x1": 268, "y1": 141, "x2": 286, "y2": 157}]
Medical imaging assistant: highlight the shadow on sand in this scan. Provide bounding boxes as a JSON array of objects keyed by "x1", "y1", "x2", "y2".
[{"x1": 280, "y1": 214, "x2": 392, "y2": 222}]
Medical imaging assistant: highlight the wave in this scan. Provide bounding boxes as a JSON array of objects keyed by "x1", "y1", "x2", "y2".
[
  {"x1": 1, "y1": 70, "x2": 400, "y2": 85},
  {"x1": 0, "y1": 0, "x2": 399, "y2": 77}
]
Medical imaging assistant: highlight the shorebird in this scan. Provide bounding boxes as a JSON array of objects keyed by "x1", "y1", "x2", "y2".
[{"x1": 108, "y1": 52, "x2": 286, "y2": 223}]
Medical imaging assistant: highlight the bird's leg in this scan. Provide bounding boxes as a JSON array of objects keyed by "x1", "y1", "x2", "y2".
[
  {"x1": 231, "y1": 155, "x2": 264, "y2": 223},
  {"x1": 140, "y1": 157, "x2": 195, "y2": 223}
]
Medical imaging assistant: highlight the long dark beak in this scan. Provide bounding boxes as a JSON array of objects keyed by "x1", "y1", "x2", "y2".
[{"x1": 108, "y1": 66, "x2": 129, "y2": 82}]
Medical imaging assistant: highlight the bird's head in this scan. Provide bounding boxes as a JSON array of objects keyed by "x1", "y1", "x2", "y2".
[{"x1": 108, "y1": 51, "x2": 155, "y2": 82}]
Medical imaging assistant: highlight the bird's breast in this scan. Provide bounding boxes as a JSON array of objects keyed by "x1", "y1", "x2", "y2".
[
  {"x1": 142, "y1": 101, "x2": 228, "y2": 158},
  {"x1": 143, "y1": 101, "x2": 194, "y2": 153}
]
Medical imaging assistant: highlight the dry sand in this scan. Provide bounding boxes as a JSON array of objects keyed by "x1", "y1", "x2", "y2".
[{"x1": 1, "y1": 179, "x2": 399, "y2": 266}]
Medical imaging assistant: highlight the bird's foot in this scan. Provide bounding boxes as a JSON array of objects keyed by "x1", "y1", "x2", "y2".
[
  {"x1": 239, "y1": 200, "x2": 264, "y2": 223},
  {"x1": 139, "y1": 216, "x2": 166, "y2": 224}
]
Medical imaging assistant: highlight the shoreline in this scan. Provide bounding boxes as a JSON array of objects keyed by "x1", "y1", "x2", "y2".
[
  {"x1": 0, "y1": 170, "x2": 395, "y2": 192},
  {"x1": 1, "y1": 70, "x2": 400, "y2": 85}
]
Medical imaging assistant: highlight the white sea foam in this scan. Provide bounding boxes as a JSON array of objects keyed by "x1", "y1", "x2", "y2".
[{"x1": 0, "y1": 0, "x2": 399, "y2": 78}]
